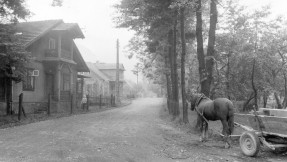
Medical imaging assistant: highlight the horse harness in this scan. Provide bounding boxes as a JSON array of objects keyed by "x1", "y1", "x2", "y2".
[{"x1": 194, "y1": 94, "x2": 209, "y2": 124}]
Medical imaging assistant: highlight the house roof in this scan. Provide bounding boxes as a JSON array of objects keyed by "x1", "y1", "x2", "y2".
[
  {"x1": 95, "y1": 63, "x2": 125, "y2": 71},
  {"x1": 73, "y1": 42, "x2": 89, "y2": 72},
  {"x1": 16, "y1": 20, "x2": 63, "y2": 47},
  {"x1": 14, "y1": 19, "x2": 89, "y2": 72},
  {"x1": 52, "y1": 23, "x2": 84, "y2": 38},
  {"x1": 86, "y1": 62, "x2": 110, "y2": 81},
  {"x1": 16, "y1": 19, "x2": 84, "y2": 48}
]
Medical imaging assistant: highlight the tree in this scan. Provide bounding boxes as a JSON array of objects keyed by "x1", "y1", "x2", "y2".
[
  {"x1": 115, "y1": 0, "x2": 182, "y2": 119},
  {"x1": 180, "y1": 7, "x2": 188, "y2": 123},
  {"x1": 194, "y1": 0, "x2": 218, "y2": 97},
  {"x1": 0, "y1": 0, "x2": 31, "y2": 115}
]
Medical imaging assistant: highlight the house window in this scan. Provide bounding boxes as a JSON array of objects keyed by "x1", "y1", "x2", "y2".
[
  {"x1": 61, "y1": 74, "x2": 70, "y2": 91},
  {"x1": 49, "y1": 38, "x2": 56, "y2": 49},
  {"x1": 23, "y1": 69, "x2": 35, "y2": 91}
]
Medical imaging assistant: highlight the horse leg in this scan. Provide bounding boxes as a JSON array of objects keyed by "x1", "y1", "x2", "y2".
[
  {"x1": 198, "y1": 117, "x2": 205, "y2": 142},
  {"x1": 204, "y1": 121, "x2": 208, "y2": 140},
  {"x1": 221, "y1": 120, "x2": 230, "y2": 148},
  {"x1": 201, "y1": 120, "x2": 207, "y2": 142}
]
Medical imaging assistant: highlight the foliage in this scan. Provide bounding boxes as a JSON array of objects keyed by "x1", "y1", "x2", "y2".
[
  {"x1": 0, "y1": 0, "x2": 30, "y2": 23},
  {"x1": 0, "y1": 0, "x2": 31, "y2": 81},
  {"x1": 116, "y1": 0, "x2": 287, "y2": 110}
]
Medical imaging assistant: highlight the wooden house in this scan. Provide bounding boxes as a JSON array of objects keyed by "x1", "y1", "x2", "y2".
[{"x1": 0, "y1": 20, "x2": 89, "y2": 114}]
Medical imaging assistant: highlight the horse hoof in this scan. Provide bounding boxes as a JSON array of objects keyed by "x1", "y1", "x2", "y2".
[
  {"x1": 200, "y1": 137, "x2": 203, "y2": 142},
  {"x1": 200, "y1": 137, "x2": 207, "y2": 142},
  {"x1": 225, "y1": 143, "x2": 230, "y2": 149}
]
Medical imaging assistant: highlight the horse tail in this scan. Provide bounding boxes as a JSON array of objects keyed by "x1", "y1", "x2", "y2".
[{"x1": 227, "y1": 102, "x2": 235, "y2": 135}]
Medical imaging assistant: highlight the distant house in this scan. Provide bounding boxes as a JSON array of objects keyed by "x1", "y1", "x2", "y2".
[
  {"x1": 0, "y1": 20, "x2": 89, "y2": 114},
  {"x1": 84, "y1": 62, "x2": 110, "y2": 97},
  {"x1": 94, "y1": 62, "x2": 125, "y2": 97}
]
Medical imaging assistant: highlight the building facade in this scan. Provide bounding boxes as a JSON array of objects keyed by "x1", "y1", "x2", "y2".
[{"x1": 0, "y1": 20, "x2": 89, "y2": 114}]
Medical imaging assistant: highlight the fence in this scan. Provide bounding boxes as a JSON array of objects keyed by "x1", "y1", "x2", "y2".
[
  {"x1": 14, "y1": 92, "x2": 75, "y2": 120},
  {"x1": 87, "y1": 94, "x2": 116, "y2": 108},
  {"x1": 14, "y1": 93, "x2": 116, "y2": 121}
]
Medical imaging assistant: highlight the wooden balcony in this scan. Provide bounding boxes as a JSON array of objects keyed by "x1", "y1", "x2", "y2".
[
  {"x1": 45, "y1": 49, "x2": 58, "y2": 57},
  {"x1": 45, "y1": 49, "x2": 72, "y2": 59}
]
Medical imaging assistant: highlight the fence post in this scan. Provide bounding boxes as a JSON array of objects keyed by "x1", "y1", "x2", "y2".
[
  {"x1": 70, "y1": 93, "x2": 73, "y2": 114},
  {"x1": 86, "y1": 94, "x2": 89, "y2": 111},
  {"x1": 99, "y1": 94, "x2": 102, "y2": 109},
  {"x1": 110, "y1": 94, "x2": 113, "y2": 107},
  {"x1": 18, "y1": 93, "x2": 23, "y2": 121},
  {"x1": 48, "y1": 93, "x2": 51, "y2": 116}
]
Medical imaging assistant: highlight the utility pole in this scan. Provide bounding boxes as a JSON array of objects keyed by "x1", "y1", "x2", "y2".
[
  {"x1": 116, "y1": 39, "x2": 120, "y2": 103},
  {"x1": 132, "y1": 63, "x2": 140, "y2": 85}
]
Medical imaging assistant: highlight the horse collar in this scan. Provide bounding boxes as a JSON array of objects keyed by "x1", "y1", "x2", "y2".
[{"x1": 195, "y1": 94, "x2": 205, "y2": 108}]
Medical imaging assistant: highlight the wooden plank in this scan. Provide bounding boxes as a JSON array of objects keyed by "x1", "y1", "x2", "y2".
[{"x1": 235, "y1": 113, "x2": 287, "y2": 134}]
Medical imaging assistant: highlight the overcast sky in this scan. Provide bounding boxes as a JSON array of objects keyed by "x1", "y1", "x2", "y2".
[{"x1": 25, "y1": 0, "x2": 287, "y2": 83}]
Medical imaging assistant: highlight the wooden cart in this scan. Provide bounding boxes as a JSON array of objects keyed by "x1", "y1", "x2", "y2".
[{"x1": 234, "y1": 112, "x2": 287, "y2": 157}]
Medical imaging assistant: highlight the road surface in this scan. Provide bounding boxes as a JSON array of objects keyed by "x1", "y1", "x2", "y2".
[{"x1": 0, "y1": 98, "x2": 285, "y2": 162}]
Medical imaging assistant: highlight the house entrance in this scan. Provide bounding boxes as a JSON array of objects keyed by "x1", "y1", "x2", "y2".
[{"x1": 46, "y1": 73, "x2": 54, "y2": 96}]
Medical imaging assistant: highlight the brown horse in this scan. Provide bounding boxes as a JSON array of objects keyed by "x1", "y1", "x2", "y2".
[{"x1": 189, "y1": 93, "x2": 234, "y2": 148}]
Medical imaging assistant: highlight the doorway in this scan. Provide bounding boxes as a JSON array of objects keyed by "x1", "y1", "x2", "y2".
[{"x1": 46, "y1": 73, "x2": 54, "y2": 96}]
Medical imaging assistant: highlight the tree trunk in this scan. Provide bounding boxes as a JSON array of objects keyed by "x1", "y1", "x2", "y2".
[
  {"x1": 195, "y1": 0, "x2": 209, "y2": 96},
  {"x1": 283, "y1": 73, "x2": 287, "y2": 109},
  {"x1": 274, "y1": 92, "x2": 282, "y2": 109},
  {"x1": 172, "y1": 12, "x2": 180, "y2": 117},
  {"x1": 251, "y1": 59, "x2": 258, "y2": 111},
  {"x1": 166, "y1": 74, "x2": 172, "y2": 114},
  {"x1": 168, "y1": 30, "x2": 175, "y2": 116},
  {"x1": 180, "y1": 7, "x2": 188, "y2": 124},
  {"x1": 165, "y1": 49, "x2": 172, "y2": 114},
  {"x1": 205, "y1": 0, "x2": 218, "y2": 97},
  {"x1": 243, "y1": 93, "x2": 254, "y2": 112},
  {"x1": 263, "y1": 91, "x2": 268, "y2": 108},
  {"x1": 226, "y1": 52, "x2": 231, "y2": 99}
]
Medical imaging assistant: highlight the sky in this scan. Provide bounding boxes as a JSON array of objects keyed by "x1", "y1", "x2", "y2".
[{"x1": 24, "y1": 0, "x2": 287, "y2": 83}]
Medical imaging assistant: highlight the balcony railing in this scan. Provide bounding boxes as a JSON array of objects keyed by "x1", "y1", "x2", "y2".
[
  {"x1": 45, "y1": 49, "x2": 71, "y2": 60},
  {"x1": 61, "y1": 49, "x2": 71, "y2": 60},
  {"x1": 45, "y1": 49, "x2": 58, "y2": 57}
]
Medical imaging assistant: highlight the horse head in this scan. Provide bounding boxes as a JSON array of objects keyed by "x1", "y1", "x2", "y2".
[{"x1": 189, "y1": 93, "x2": 203, "y2": 111}]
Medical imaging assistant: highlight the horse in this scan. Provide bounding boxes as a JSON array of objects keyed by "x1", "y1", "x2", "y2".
[{"x1": 189, "y1": 93, "x2": 235, "y2": 148}]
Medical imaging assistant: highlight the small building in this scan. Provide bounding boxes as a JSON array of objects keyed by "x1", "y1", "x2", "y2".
[
  {"x1": 82, "y1": 62, "x2": 125, "y2": 98},
  {"x1": 0, "y1": 19, "x2": 89, "y2": 114},
  {"x1": 84, "y1": 62, "x2": 110, "y2": 97},
  {"x1": 94, "y1": 62, "x2": 125, "y2": 97}
]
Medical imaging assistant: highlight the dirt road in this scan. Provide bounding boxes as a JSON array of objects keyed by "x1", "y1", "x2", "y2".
[{"x1": 0, "y1": 98, "x2": 285, "y2": 162}]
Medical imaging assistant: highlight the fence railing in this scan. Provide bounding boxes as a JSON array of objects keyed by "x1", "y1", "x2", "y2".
[
  {"x1": 87, "y1": 94, "x2": 116, "y2": 108},
  {"x1": 14, "y1": 93, "x2": 116, "y2": 121}
]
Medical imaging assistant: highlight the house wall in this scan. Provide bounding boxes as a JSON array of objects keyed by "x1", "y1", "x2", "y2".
[
  {"x1": 84, "y1": 71, "x2": 109, "y2": 97},
  {"x1": 11, "y1": 37, "x2": 48, "y2": 113},
  {"x1": 100, "y1": 69, "x2": 124, "y2": 81}
]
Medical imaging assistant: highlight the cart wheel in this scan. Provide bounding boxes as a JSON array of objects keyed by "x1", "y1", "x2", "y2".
[{"x1": 240, "y1": 131, "x2": 260, "y2": 157}]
